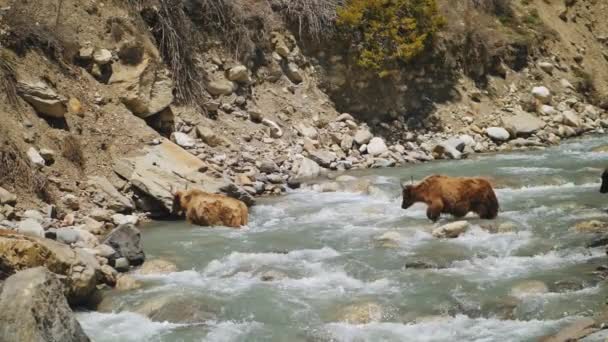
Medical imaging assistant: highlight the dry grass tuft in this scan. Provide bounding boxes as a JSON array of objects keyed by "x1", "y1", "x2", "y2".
[
  {"x1": 62, "y1": 135, "x2": 85, "y2": 169},
  {"x1": 0, "y1": 52, "x2": 19, "y2": 107},
  {"x1": 142, "y1": 0, "x2": 206, "y2": 106}
]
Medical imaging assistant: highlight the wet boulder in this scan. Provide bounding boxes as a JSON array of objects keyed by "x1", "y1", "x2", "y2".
[
  {"x1": 510, "y1": 280, "x2": 548, "y2": 298},
  {"x1": 133, "y1": 295, "x2": 217, "y2": 324},
  {"x1": 374, "y1": 231, "x2": 402, "y2": 248},
  {"x1": 137, "y1": 259, "x2": 178, "y2": 275},
  {"x1": 335, "y1": 302, "x2": 384, "y2": 324},
  {"x1": 0, "y1": 267, "x2": 91, "y2": 342},
  {"x1": 102, "y1": 224, "x2": 145, "y2": 268},
  {"x1": 574, "y1": 220, "x2": 608, "y2": 233}
]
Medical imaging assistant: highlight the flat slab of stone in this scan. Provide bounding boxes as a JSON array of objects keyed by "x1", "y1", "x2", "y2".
[{"x1": 113, "y1": 139, "x2": 252, "y2": 212}]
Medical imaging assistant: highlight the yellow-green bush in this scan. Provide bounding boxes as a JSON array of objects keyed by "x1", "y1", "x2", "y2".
[{"x1": 337, "y1": 0, "x2": 444, "y2": 73}]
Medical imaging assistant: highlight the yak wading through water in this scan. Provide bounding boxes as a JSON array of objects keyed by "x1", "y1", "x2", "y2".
[
  {"x1": 401, "y1": 175, "x2": 499, "y2": 222},
  {"x1": 601, "y1": 169, "x2": 608, "y2": 194},
  {"x1": 172, "y1": 188, "x2": 249, "y2": 228}
]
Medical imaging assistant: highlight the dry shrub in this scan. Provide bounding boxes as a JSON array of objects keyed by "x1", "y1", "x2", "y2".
[
  {"x1": 1, "y1": 6, "x2": 75, "y2": 72},
  {"x1": 62, "y1": 135, "x2": 85, "y2": 168},
  {"x1": 0, "y1": 142, "x2": 55, "y2": 203},
  {"x1": 186, "y1": 0, "x2": 275, "y2": 59},
  {"x1": 142, "y1": 0, "x2": 206, "y2": 106},
  {"x1": 275, "y1": 0, "x2": 343, "y2": 41},
  {"x1": 0, "y1": 52, "x2": 19, "y2": 107}
]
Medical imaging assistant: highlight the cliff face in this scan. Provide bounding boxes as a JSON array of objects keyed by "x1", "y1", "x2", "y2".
[{"x1": 0, "y1": 0, "x2": 607, "y2": 214}]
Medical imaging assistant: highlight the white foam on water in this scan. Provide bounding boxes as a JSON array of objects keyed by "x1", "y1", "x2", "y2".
[
  {"x1": 205, "y1": 321, "x2": 262, "y2": 342},
  {"x1": 516, "y1": 285, "x2": 601, "y2": 300},
  {"x1": 324, "y1": 315, "x2": 573, "y2": 342},
  {"x1": 440, "y1": 249, "x2": 604, "y2": 282},
  {"x1": 450, "y1": 226, "x2": 532, "y2": 257},
  {"x1": 76, "y1": 311, "x2": 183, "y2": 342},
  {"x1": 202, "y1": 247, "x2": 340, "y2": 277},
  {"x1": 498, "y1": 167, "x2": 563, "y2": 175}
]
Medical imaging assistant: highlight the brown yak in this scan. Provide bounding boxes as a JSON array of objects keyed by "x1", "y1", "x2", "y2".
[
  {"x1": 172, "y1": 189, "x2": 248, "y2": 228},
  {"x1": 401, "y1": 175, "x2": 499, "y2": 222}
]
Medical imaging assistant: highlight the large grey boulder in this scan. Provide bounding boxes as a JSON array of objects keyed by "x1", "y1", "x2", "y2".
[
  {"x1": 87, "y1": 176, "x2": 134, "y2": 212},
  {"x1": 207, "y1": 79, "x2": 236, "y2": 96},
  {"x1": 0, "y1": 231, "x2": 100, "y2": 304},
  {"x1": 367, "y1": 137, "x2": 388, "y2": 156},
  {"x1": 102, "y1": 224, "x2": 145, "y2": 267},
  {"x1": 17, "y1": 79, "x2": 67, "y2": 118},
  {"x1": 562, "y1": 110, "x2": 581, "y2": 127},
  {"x1": 531, "y1": 86, "x2": 551, "y2": 104},
  {"x1": 113, "y1": 139, "x2": 246, "y2": 212},
  {"x1": 293, "y1": 156, "x2": 322, "y2": 180},
  {"x1": 309, "y1": 150, "x2": 337, "y2": 168},
  {"x1": 354, "y1": 128, "x2": 373, "y2": 145},
  {"x1": 0, "y1": 267, "x2": 90, "y2": 342},
  {"x1": 502, "y1": 112, "x2": 546, "y2": 137},
  {"x1": 485, "y1": 127, "x2": 510, "y2": 141}
]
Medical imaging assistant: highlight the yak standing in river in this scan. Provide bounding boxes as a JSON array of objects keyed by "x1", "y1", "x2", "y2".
[
  {"x1": 172, "y1": 188, "x2": 249, "y2": 228},
  {"x1": 401, "y1": 175, "x2": 499, "y2": 222}
]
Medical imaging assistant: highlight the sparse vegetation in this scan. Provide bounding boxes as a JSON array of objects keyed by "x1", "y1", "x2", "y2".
[
  {"x1": 0, "y1": 142, "x2": 55, "y2": 203},
  {"x1": 0, "y1": 52, "x2": 19, "y2": 107},
  {"x1": 276, "y1": 0, "x2": 343, "y2": 41},
  {"x1": 336, "y1": 0, "x2": 445, "y2": 72},
  {"x1": 142, "y1": 0, "x2": 206, "y2": 107},
  {"x1": 62, "y1": 135, "x2": 85, "y2": 169}
]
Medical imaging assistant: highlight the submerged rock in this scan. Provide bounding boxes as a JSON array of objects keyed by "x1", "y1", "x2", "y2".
[
  {"x1": 0, "y1": 267, "x2": 90, "y2": 342},
  {"x1": 137, "y1": 259, "x2": 178, "y2": 275},
  {"x1": 575, "y1": 220, "x2": 608, "y2": 233},
  {"x1": 133, "y1": 295, "x2": 217, "y2": 324},
  {"x1": 432, "y1": 221, "x2": 469, "y2": 238},
  {"x1": 102, "y1": 224, "x2": 145, "y2": 267},
  {"x1": 510, "y1": 280, "x2": 548, "y2": 298},
  {"x1": 374, "y1": 231, "x2": 402, "y2": 248},
  {"x1": 336, "y1": 302, "x2": 384, "y2": 324}
]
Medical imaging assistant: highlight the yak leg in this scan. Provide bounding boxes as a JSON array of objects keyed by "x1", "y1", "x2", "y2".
[
  {"x1": 451, "y1": 202, "x2": 470, "y2": 218},
  {"x1": 427, "y1": 200, "x2": 443, "y2": 222}
]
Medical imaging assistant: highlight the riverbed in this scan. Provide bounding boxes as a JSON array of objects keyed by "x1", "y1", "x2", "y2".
[{"x1": 77, "y1": 136, "x2": 608, "y2": 342}]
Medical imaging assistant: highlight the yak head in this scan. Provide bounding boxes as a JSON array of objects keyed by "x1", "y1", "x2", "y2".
[
  {"x1": 601, "y1": 169, "x2": 608, "y2": 194},
  {"x1": 401, "y1": 182, "x2": 416, "y2": 209}
]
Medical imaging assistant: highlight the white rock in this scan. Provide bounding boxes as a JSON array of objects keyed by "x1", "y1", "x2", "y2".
[
  {"x1": 170, "y1": 132, "x2": 195, "y2": 148},
  {"x1": 26, "y1": 147, "x2": 45, "y2": 167},
  {"x1": 531, "y1": 86, "x2": 551, "y2": 104},
  {"x1": 17, "y1": 219, "x2": 45, "y2": 238},
  {"x1": 93, "y1": 49, "x2": 113, "y2": 65},
  {"x1": 354, "y1": 128, "x2": 373, "y2": 145},
  {"x1": 111, "y1": 214, "x2": 139, "y2": 226},
  {"x1": 293, "y1": 157, "x2": 322, "y2": 180},
  {"x1": 207, "y1": 79, "x2": 235, "y2": 96},
  {"x1": 432, "y1": 221, "x2": 470, "y2": 238},
  {"x1": 262, "y1": 119, "x2": 283, "y2": 138},
  {"x1": 560, "y1": 78, "x2": 575, "y2": 90},
  {"x1": 17, "y1": 80, "x2": 67, "y2": 118},
  {"x1": 226, "y1": 65, "x2": 250, "y2": 83},
  {"x1": 538, "y1": 62, "x2": 554, "y2": 73},
  {"x1": 22, "y1": 210, "x2": 44, "y2": 222},
  {"x1": 459, "y1": 135, "x2": 475, "y2": 147},
  {"x1": 562, "y1": 110, "x2": 581, "y2": 127},
  {"x1": 0, "y1": 186, "x2": 17, "y2": 205},
  {"x1": 485, "y1": 127, "x2": 510, "y2": 141},
  {"x1": 296, "y1": 123, "x2": 318, "y2": 139},
  {"x1": 95, "y1": 244, "x2": 116, "y2": 258},
  {"x1": 538, "y1": 105, "x2": 557, "y2": 116},
  {"x1": 367, "y1": 137, "x2": 388, "y2": 156}
]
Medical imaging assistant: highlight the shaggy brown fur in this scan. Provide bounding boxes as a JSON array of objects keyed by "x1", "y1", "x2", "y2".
[
  {"x1": 172, "y1": 189, "x2": 248, "y2": 228},
  {"x1": 401, "y1": 175, "x2": 499, "y2": 222}
]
